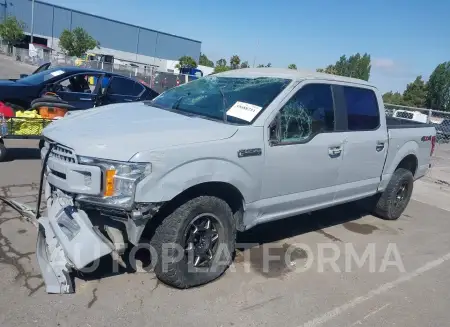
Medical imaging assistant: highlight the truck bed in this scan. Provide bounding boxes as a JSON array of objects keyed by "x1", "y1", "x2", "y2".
[
  {"x1": 383, "y1": 119, "x2": 436, "y2": 183},
  {"x1": 386, "y1": 116, "x2": 434, "y2": 129}
]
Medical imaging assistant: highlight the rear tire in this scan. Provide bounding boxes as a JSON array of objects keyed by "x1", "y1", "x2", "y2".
[
  {"x1": 150, "y1": 196, "x2": 236, "y2": 289},
  {"x1": 373, "y1": 168, "x2": 414, "y2": 220}
]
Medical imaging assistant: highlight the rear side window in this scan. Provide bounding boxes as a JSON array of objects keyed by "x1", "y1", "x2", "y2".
[
  {"x1": 344, "y1": 86, "x2": 380, "y2": 131},
  {"x1": 277, "y1": 83, "x2": 335, "y2": 142},
  {"x1": 108, "y1": 77, "x2": 144, "y2": 96}
]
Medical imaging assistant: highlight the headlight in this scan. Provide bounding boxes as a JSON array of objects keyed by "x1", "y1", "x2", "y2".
[{"x1": 77, "y1": 156, "x2": 151, "y2": 209}]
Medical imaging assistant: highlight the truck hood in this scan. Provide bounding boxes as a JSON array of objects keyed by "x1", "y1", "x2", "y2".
[{"x1": 43, "y1": 102, "x2": 238, "y2": 161}]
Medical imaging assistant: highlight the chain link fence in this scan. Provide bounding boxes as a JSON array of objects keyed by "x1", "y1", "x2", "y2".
[
  {"x1": 1, "y1": 44, "x2": 193, "y2": 94},
  {"x1": 2, "y1": 42, "x2": 450, "y2": 142},
  {"x1": 385, "y1": 103, "x2": 450, "y2": 144}
]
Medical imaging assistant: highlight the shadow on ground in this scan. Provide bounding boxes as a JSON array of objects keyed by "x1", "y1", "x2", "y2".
[
  {"x1": 76, "y1": 201, "x2": 373, "y2": 284},
  {"x1": 3, "y1": 147, "x2": 40, "y2": 161}
]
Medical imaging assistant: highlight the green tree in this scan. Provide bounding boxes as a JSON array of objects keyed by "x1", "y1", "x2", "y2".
[
  {"x1": 426, "y1": 61, "x2": 450, "y2": 111},
  {"x1": 175, "y1": 55, "x2": 198, "y2": 69},
  {"x1": 0, "y1": 16, "x2": 25, "y2": 54},
  {"x1": 257, "y1": 64, "x2": 265, "y2": 68},
  {"x1": 383, "y1": 91, "x2": 405, "y2": 105},
  {"x1": 266, "y1": 63, "x2": 272, "y2": 68},
  {"x1": 213, "y1": 65, "x2": 231, "y2": 73},
  {"x1": 288, "y1": 63, "x2": 297, "y2": 70},
  {"x1": 213, "y1": 58, "x2": 229, "y2": 73},
  {"x1": 199, "y1": 53, "x2": 214, "y2": 67},
  {"x1": 402, "y1": 76, "x2": 427, "y2": 107},
  {"x1": 316, "y1": 53, "x2": 371, "y2": 81},
  {"x1": 216, "y1": 58, "x2": 227, "y2": 67},
  {"x1": 240, "y1": 61, "x2": 249, "y2": 69},
  {"x1": 230, "y1": 55, "x2": 241, "y2": 69},
  {"x1": 59, "y1": 27, "x2": 99, "y2": 57}
]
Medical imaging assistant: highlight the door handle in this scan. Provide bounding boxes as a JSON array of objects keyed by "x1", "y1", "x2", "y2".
[
  {"x1": 328, "y1": 146, "x2": 342, "y2": 158},
  {"x1": 79, "y1": 97, "x2": 92, "y2": 101},
  {"x1": 376, "y1": 142, "x2": 385, "y2": 152}
]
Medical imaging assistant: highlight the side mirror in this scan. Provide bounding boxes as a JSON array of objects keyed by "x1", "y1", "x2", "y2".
[{"x1": 19, "y1": 74, "x2": 28, "y2": 78}]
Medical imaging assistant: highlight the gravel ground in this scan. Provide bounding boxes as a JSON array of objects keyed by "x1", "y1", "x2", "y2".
[
  {"x1": 1, "y1": 140, "x2": 450, "y2": 327},
  {"x1": 1, "y1": 57, "x2": 450, "y2": 326}
]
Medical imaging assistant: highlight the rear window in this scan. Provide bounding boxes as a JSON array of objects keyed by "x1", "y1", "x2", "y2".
[
  {"x1": 108, "y1": 77, "x2": 144, "y2": 96},
  {"x1": 344, "y1": 86, "x2": 380, "y2": 131}
]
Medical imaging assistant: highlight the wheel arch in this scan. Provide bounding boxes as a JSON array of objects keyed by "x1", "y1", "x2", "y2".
[{"x1": 395, "y1": 154, "x2": 418, "y2": 176}]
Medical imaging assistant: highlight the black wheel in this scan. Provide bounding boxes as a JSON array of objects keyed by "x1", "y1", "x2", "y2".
[
  {"x1": 0, "y1": 142, "x2": 7, "y2": 162},
  {"x1": 150, "y1": 196, "x2": 236, "y2": 289},
  {"x1": 373, "y1": 168, "x2": 414, "y2": 220},
  {"x1": 4, "y1": 102, "x2": 25, "y2": 112}
]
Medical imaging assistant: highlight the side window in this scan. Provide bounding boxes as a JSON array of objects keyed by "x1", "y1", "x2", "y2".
[
  {"x1": 344, "y1": 86, "x2": 380, "y2": 131},
  {"x1": 55, "y1": 74, "x2": 100, "y2": 94},
  {"x1": 277, "y1": 83, "x2": 335, "y2": 142},
  {"x1": 108, "y1": 77, "x2": 144, "y2": 96}
]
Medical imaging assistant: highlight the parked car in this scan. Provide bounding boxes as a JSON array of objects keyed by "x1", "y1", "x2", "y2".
[
  {"x1": 0, "y1": 66, "x2": 159, "y2": 111},
  {"x1": 27, "y1": 68, "x2": 436, "y2": 294}
]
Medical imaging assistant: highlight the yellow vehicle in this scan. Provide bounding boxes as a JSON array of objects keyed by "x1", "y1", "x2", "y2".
[{"x1": 74, "y1": 53, "x2": 114, "y2": 67}]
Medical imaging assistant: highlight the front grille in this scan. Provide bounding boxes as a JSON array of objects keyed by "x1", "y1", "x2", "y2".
[{"x1": 48, "y1": 142, "x2": 77, "y2": 163}]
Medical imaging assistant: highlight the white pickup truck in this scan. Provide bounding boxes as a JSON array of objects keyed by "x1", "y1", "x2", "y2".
[{"x1": 31, "y1": 68, "x2": 436, "y2": 293}]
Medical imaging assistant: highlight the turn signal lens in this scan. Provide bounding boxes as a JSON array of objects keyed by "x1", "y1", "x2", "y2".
[{"x1": 104, "y1": 169, "x2": 116, "y2": 196}]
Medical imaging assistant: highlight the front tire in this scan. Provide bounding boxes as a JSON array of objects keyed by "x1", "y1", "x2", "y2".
[
  {"x1": 150, "y1": 196, "x2": 236, "y2": 289},
  {"x1": 373, "y1": 168, "x2": 414, "y2": 220}
]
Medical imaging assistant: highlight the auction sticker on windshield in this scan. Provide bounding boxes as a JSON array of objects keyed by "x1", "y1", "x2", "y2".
[{"x1": 226, "y1": 101, "x2": 263, "y2": 122}]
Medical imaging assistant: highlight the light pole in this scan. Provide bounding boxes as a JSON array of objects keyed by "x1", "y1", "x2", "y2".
[{"x1": 30, "y1": 0, "x2": 35, "y2": 43}]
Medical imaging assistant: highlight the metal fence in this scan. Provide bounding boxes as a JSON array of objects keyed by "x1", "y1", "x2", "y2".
[
  {"x1": 0, "y1": 44, "x2": 193, "y2": 94},
  {"x1": 385, "y1": 103, "x2": 450, "y2": 144},
  {"x1": 2, "y1": 42, "x2": 450, "y2": 141}
]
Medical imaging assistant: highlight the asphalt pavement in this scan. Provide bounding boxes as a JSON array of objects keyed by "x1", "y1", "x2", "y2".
[{"x1": 1, "y1": 57, "x2": 450, "y2": 326}]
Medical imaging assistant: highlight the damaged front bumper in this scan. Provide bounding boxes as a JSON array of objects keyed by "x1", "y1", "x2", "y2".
[
  {"x1": 4, "y1": 192, "x2": 161, "y2": 294},
  {"x1": 37, "y1": 198, "x2": 115, "y2": 294}
]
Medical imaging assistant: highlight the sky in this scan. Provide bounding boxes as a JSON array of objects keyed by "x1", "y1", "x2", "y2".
[{"x1": 44, "y1": 0, "x2": 450, "y2": 93}]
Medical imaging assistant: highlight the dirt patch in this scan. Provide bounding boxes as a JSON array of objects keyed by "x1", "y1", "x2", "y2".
[{"x1": 239, "y1": 243, "x2": 309, "y2": 279}]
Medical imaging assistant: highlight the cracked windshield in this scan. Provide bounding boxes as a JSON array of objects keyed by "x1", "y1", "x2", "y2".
[{"x1": 149, "y1": 76, "x2": 291, "y2": 124}]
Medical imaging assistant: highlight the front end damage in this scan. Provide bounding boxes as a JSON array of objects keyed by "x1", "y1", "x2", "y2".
[{"x1": 6, "y1": 141, "x2": 162, "y2": 294}]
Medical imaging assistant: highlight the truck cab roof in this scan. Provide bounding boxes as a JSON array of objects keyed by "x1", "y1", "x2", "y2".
[{"x1": 216, "y1": 67, "x2": 374, "y2": 87}]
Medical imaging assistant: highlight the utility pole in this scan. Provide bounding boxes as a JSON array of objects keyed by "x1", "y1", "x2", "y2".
[
  {"x1": 252, "y1": 39, "x2": 259, "y2": 68},
  {"x1": 30, "y1": 0, "x2": 35, "y2": 43}
]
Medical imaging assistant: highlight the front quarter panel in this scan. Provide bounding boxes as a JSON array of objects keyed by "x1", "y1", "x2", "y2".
[{"x1": 133, "y1": 127, "x2": 264, "y2": 204}]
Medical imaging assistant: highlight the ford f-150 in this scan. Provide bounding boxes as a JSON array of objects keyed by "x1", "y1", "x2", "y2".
[{"x1": 31, "y1": 68, "x2": 436, "y2": 293}]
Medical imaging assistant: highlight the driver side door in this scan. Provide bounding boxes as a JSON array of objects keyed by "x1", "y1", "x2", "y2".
[
  {"x1": 52, "y1": 73, "x2": 104, "y2": 110},
  {"x1": 260, "y1": 82, "x2": 346, "y2": 218}
]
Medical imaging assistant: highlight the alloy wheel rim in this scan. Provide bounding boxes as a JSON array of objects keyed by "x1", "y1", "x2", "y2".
[
  {"x1": 394, "y1": 181, "x2": 409, "y2": 207},
  {"x1": 184, "y1": 213, "x2": 220, "y2": 268}
]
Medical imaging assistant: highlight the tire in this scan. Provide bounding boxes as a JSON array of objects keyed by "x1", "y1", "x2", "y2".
[
  {"x1": 373, "y1": 168, "x2": 414, "y2": 220},
  {"x1": 0, "y1": 142, "x2": 7, "y2": 162},
  {"x1": 38, "y1": 139, "x2": 45, "y2": 151},
  {"x1": 150, "y1": 196, "x2": 236, "y2": 289},
  {"x1": 4, "y1": 102, "x2": 25, "y2": 112}
]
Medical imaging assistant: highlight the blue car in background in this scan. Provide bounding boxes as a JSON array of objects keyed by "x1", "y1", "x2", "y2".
[
  {"x1": 0, "y1": 66, "x2": 159, "y2": 111},
  {"x1": 179, "y1": 67, "x2": 203, "y2": 80}
]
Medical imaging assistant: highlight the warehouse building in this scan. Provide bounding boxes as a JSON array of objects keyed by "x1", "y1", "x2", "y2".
[{"x1": 0, "y1": 0, "x2": 202, "y2": 72}]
